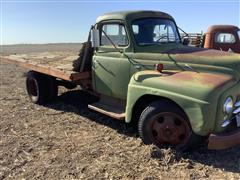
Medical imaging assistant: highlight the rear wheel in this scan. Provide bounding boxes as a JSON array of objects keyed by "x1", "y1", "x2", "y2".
[
  {"x1": 26, "y1": 71, "x2": 58, "y2": 104},
  {"x1": 138, "y1": 100, "x2": 203, "y2": 151}
]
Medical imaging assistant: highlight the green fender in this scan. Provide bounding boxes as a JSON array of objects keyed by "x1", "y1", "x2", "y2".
[{"x1": 125, "y1": 70, "x2": 236, "y2": 136}]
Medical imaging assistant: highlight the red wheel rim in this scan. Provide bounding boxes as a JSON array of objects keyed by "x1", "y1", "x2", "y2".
[{"x1": 149, "y1": 112, "x2": 191, "y2": 148}]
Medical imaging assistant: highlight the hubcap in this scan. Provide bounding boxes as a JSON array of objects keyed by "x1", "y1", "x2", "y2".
[{"x1": 149, "y1": 112, "x2": 191, "y2": 148}]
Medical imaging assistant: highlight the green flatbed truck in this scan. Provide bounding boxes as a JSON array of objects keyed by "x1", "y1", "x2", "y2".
[{"x1": 3, "y1": 10, "x2": 240, "y2": 151}]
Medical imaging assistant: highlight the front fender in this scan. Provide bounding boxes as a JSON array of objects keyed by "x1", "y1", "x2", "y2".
[{"x1": 125, "y1": 70, "x2": 236, "y2": 136}]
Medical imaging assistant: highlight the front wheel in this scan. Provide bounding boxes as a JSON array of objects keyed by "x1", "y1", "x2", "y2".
[{"x1": 138, "y1": 100, "x2": 203, "y2": 151}]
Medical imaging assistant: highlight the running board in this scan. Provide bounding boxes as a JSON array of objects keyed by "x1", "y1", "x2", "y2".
[{"x1": 88, "y1": 102, "x2": 125, "y2": 120}]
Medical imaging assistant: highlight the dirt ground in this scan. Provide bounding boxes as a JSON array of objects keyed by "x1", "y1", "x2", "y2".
[{"x1": 0, "y1": 44, "x2": 240, "y2": 179}]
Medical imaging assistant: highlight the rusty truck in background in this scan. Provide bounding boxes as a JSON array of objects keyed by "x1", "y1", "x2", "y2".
[
  {"x1": 186, "y1": 25, "x2": 240, "y2": 53},
  {"x1": 2, "y1": 10, "x2": 240, "y2": 151}
]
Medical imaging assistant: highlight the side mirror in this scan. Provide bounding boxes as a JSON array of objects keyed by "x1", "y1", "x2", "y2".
[
  {"x1": 182, "y1": 37, "x2": 190, "y2": 46},
  {"x1": 91, "y1": 29, "x2": 100, "y2": 48}
]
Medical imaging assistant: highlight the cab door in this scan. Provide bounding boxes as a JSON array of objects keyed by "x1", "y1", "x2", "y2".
[{"x1": 92, "y1": 22, "x2": 131, "y2": 100}]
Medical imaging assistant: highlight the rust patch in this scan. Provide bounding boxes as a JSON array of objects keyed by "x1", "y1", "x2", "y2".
[
  {"x1": 136, "y1": 70, "x2": 235, "y2": 90},
  {"x1": 165, "y1": 47, "x2": 232, "y2": 59},
  {"x1": 165, "y1": 47, "x2": 232, "y2": 57},
  {"x1": 164, "y1": 71, "x2": 235, "y2": 89},
  {"x1": 188, "y1": 49, "x2": 232, "y2": 56},
  {"x1": 208, "y1": 128, "x2": 240, "y2": 150},
  {"x1": 165, "y1": 47, "x2": 207, "y2": 54}
]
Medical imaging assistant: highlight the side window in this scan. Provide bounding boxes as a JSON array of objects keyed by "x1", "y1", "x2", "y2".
[
  {"x1": 101, "y1": 24, "x2": 128, "y2": 46},
  {"x1": 215, "y1": 33, "x2": 236, "y2": 44}
]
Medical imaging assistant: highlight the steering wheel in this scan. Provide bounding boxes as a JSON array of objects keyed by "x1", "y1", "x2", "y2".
[{"x1": 155, "y1": 35, "x2": 169, "y2": 42}]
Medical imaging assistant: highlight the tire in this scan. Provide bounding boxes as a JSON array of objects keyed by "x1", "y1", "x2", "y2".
[
  {"x1": 26, "y1": 71, "x2": 58, "y2": 104},
  {"x1": 138, "y1": 100, "x2": 203, "y2": 151}
]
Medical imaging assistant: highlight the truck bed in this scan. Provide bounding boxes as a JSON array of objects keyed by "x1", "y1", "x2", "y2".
[{"x1": 1, "y1": 51, "x2": 90, "y2": 83}]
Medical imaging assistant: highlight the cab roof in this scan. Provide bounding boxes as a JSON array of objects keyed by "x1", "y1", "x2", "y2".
[
  {"x1": 96, "y1": 10, "x2": 174, "y2": 23},
  {"x1": 206, "y1": 25, "x2": 239, "y2": 33}
]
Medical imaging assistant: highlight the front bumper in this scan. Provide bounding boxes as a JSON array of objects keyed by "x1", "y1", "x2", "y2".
[{"x1": 208, "y1": 128, "x2": 240, "y2": 150}]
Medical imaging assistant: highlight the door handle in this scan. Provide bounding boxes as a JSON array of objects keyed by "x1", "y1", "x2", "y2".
[
  {"x1": 93, "y1": 59, "x2": 99, "y2": 69},
  {"x1": 94, "y1": 59, "x2": 100, "y2": 64}
]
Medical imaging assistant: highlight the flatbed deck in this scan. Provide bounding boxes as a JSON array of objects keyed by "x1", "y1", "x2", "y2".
[{"x1": 1, "y1": 51, "x2": 90, "y2": 82}]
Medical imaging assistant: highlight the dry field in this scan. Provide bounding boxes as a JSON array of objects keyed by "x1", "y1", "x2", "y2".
[{"x1": 0, "y1": 44, "x2": 240, "y2": 179}]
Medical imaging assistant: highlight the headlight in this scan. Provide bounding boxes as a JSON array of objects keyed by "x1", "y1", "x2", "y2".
[{"x1": 223, "y1": 97, "x2": 233, "y2": 114}]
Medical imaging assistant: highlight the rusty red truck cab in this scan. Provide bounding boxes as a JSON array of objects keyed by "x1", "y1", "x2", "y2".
[{"x1": 204, "y1": 25, "x2": 240, "y2": 53}]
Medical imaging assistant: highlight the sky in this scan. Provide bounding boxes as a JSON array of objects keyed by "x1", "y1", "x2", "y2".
[{"x1": 1, "y1": 0, "x2": 240, "y2": 45}]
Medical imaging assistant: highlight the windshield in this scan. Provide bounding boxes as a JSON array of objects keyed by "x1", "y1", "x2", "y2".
[{"x1": 132, "y1": 18, "x2": 181, "y2": 45}]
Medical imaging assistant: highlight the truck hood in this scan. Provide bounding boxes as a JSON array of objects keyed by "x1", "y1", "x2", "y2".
[
  {"x1": 130, "y1": 70, "x2": 236, "y2": 103},
  {"x1": 165, "y1": 46, "x2": 240, "y2": 62},
  {"x1": 167, "y1": 47, "x2": 240, "y2": 76},
  {"x1": 133, "y1": 45, "x2": 240, "y2": 77}
]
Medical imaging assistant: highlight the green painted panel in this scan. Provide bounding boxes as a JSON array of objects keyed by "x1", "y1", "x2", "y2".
[{"x1": 93, "y1": 52, "x2": 130, "y2": 99}]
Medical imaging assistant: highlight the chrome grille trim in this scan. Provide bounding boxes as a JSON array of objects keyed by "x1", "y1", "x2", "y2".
[
  {"x1": 221, "y1": 120, "x2": 231, "y2": 127},
  {"x1": 234, "y1": 100, "x2": 240, "y2": 107},
  {"x1": 233, "y1": 107, "x2": 240, "y2": 114}
]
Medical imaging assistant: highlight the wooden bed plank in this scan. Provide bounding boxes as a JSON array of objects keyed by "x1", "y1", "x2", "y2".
[{"x1": 1, "y1": 52, "x2": 90, "y2": 82}]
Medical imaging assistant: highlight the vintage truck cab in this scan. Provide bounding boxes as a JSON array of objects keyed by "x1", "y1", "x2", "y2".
[
  {"x1": 204, "y1": 25, "x2": 240, "y2": 53},
  {"x1": 91, "y1": 11, "x2": 240, "y2": 150}
]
